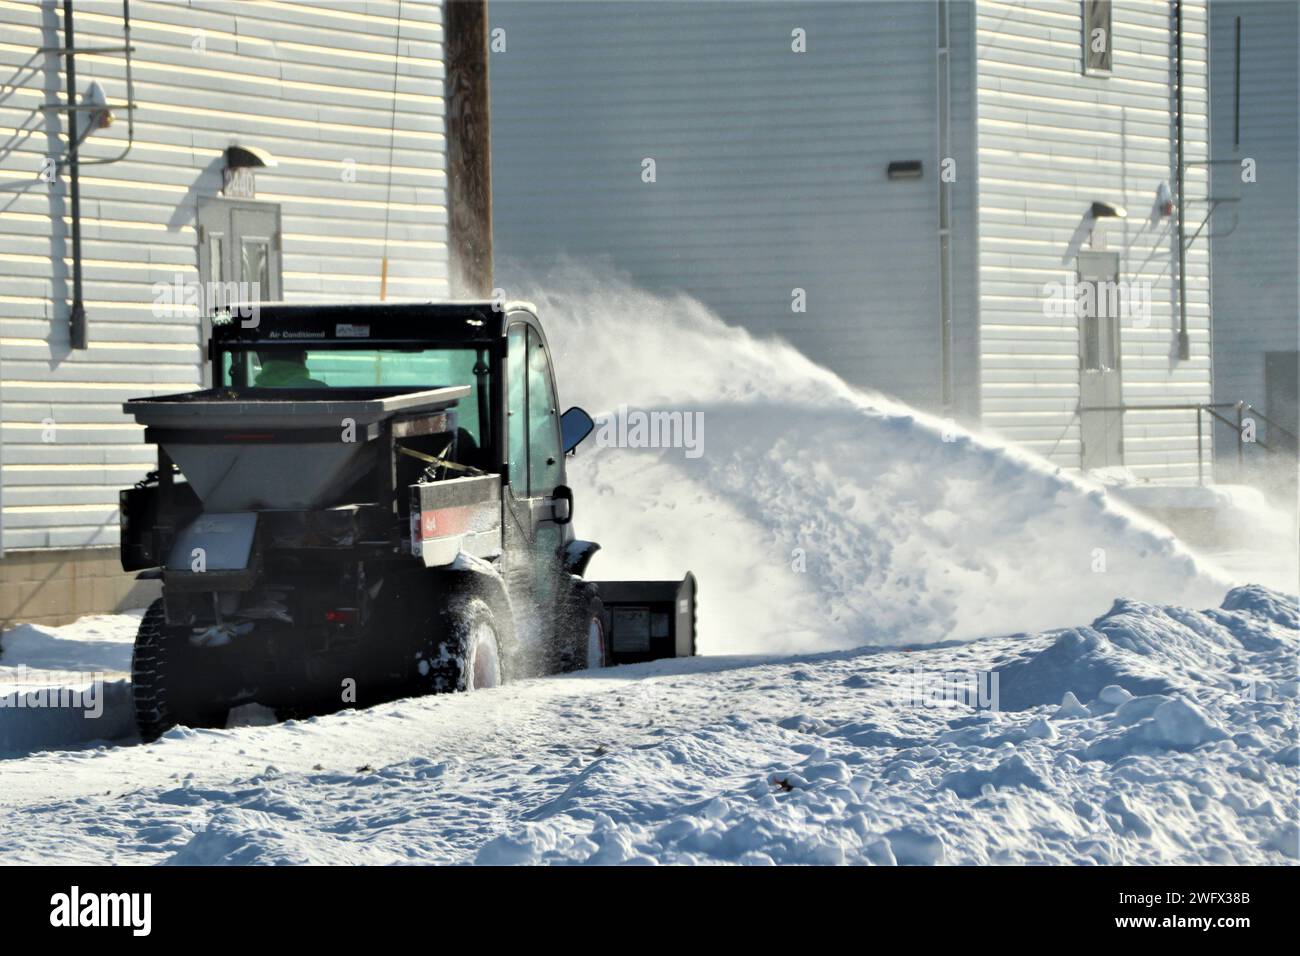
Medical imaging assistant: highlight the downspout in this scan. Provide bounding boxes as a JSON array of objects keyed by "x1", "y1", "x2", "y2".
[
  {"x1": 1234, "y1": 15, "x2": 1241, "y2": 148},
  {"x1": 62, "y1": 0, "x2": 86, "y2": 350},
  {"x1": 1174, "y1": 0, "x2": 1190, "y2": 360}
]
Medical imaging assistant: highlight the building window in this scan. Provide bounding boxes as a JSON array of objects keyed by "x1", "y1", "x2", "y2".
[
  {"x1": 1077, "y1": 252, "x2": 1121, "y2": 372},
  {"x1": 1082, "y1": 0, "x2": 1113, "y2": 75}
]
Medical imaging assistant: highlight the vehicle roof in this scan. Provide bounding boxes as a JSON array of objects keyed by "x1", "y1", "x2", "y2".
[{"x1": 209, "y1": 300, "x2": 540, "y2": 345}]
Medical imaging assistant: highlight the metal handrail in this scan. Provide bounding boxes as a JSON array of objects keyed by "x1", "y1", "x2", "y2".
[
  {"x1": 1240, "y1": 402, "x2": 1298, "y2": 444},
  {"x1": 1078, "y1": 399, "x2": 1297, "y2": 485}
]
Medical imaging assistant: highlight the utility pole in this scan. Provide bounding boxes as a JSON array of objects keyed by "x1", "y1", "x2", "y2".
[{"x1": 445, "y1": 0, "x2": 493, "y2": 298}]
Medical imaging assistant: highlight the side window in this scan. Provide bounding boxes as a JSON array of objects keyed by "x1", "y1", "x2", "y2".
[
  {"x1": 507, "y1": 325, "x2": 529, "y2": 494},
  {"x1": 527, "y1": 328, "x2": 563, "y2": 496},
  {"x1": 1077, "y1": 252, "x2": 1121, "y2": 371},
  {"x1": 1082, "y1": 0, "x2": 1112, "y2": 75},
  {"x1": 1082, "y1": 310, "x2": 1103, "y2": 371}
]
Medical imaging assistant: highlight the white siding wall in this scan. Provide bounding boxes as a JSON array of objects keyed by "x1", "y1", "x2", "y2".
[
  {"x1": 0, "y1": 0, "x2": 447, "y2": 551},
  {"x1": 491, "y1": 0, "x2": 980, "y2": 414},
  {"x1": 948, "y1": 0, "x2": 982, "y2": 422},
  {"x1": 1208, "y1": 0, "x2": 1298, "y2": 476},
  {"x1": 975, "y1": 0, "x2": 1212, "y2": 479}
]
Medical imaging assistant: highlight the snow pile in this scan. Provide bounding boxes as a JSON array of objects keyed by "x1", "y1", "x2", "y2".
[
  {"x1": 463, "y1": 586, "x2": 1297, "y2": 865},
  {"x1": 0, "y1": 613, "x2": 137, "y2": 755},
  {"x1": 0, "y1": 613, "x2": 135, "y2": 675},
  {"x1": 997, "y1": 584, "x2": 1297, "y2": 710},
  {"x1": 519, "y1": 263, "x2": 1232, "y2": 654}
]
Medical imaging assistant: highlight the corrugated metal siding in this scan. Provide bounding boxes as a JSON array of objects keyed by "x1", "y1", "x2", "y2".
[
  {"x1": 1208, "y1": 0, "x2": 1298, "y2": 476},
  {"x1": 490, "y1": 1, "x2": 971, "y2": 411},
  {"x1": 0, "y1": 0, "x2": 447, "y2": 551},
  {"x1": 975, "y1": 0, "x2": 1213, "y2": 479},
  {"x1": 948, "y1": 0, "x2": 981, "y2": 421}
]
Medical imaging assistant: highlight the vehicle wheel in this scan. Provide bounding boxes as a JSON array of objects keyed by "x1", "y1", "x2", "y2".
[
  {"x1": 416, "y1": 596, "x2": 505, "y2": 693},
  {"x1": 559, "y1": 580, "x2": 606, "y2": 672},
  {"x1": 132, "y1": 599, "x2": 230, "y2": 743}
]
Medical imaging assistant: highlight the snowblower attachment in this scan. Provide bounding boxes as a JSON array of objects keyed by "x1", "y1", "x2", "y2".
[{"x1": 594, "y1": 573, "x2": 697, "y2": 664}]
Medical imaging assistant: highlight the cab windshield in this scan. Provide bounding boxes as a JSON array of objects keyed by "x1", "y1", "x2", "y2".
[{"x1": 221, "y1": 346, "x2": 492, "y2": 449}]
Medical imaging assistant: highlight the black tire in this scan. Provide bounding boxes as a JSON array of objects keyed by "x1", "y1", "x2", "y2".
[
  {"x1": 558, "y1": 579, "x2": 606, "y2": 672},
  {"x1": 414, "y1": 595, "x2": 506, "y2": 694},
  {"x1": 131, "y1": 599, "x2": 229, "y2": 743}
]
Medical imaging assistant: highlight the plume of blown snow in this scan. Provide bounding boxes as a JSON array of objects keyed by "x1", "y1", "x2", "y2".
[{"x1": 507, "y1": 261, "x2": 1230, "y2": 655}]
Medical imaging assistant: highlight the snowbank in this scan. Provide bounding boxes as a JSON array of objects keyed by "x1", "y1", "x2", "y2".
[
  {"x1": 0, "y1": 612, "x2": 139, "y2": 755},
  {"x1": 468, "y1": 586, "x2": 1298, "y2": 865},
  {"x1": 521, "y1": 263, "x2": 1233, "y2": 654}
]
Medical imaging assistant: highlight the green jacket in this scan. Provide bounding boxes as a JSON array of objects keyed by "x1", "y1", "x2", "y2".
[{"x1": 254, "y1": 360, "x2": 327, "y2": 388}]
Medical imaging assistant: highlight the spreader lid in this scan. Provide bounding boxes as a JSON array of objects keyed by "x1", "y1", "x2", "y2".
[{"x1": 123, "y1": 385, "x2": 471, "y2": 430}]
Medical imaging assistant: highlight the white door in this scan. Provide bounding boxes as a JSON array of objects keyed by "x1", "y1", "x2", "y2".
[
  {"x1": 197, "y1": 199, "x2": 282, "y2": 383},
  {"x1": 1078, "y1": 251, "x2": 1123, "y2": 470}
]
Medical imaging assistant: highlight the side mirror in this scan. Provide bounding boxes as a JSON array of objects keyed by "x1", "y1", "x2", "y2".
[{"x1": 560, "y1": 406, "x2": 595, "y2": 455}]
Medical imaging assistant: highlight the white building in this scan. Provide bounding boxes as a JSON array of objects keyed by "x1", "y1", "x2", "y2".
[
  {"x1": 490, "y1": 0, "x2": 1213, "y2": 478},
  {"x1": 1207, "y1": 0, "x2": 1298, "y2": 491},
  {"x1": 0, "y1": 0, "x2": 451, "y2": 625}
]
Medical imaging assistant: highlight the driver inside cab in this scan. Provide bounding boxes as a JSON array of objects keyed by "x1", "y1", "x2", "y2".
[{"x1": 254, "y1": 349, "x2": 327, "y2": 388}]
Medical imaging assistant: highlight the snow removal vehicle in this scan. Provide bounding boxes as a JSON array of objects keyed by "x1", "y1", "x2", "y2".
[{"x1": 120, "y1": 301, "x2": 697, "y2": 741}]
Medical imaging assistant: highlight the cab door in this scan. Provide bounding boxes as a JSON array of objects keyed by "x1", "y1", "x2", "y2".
[{"x1": 503, "y1": 319, "x2": 570, "y2": 640}]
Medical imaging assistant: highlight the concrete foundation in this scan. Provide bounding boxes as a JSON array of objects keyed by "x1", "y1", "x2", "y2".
[{"x1": 0, "y1": 548, "x2": 158, "y2": 631}]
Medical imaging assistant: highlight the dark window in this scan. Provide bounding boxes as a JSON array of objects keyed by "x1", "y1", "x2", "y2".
[
  {"x1": 1264, "y1": 351, "x2": 1299, "y2": 457},
  {"x1": 1083, "y1": 314, "x2": 1102, "y2": 371},
  {"x1": 1077, "y1": 252, "x2": 1122, "y2": 373},
  {"x1": 1083, "y1": 0, "x2": 1112, "y2": 75},
  {"x1": 1079, "y1": 288, "x2": 1120, "y2": 371}
]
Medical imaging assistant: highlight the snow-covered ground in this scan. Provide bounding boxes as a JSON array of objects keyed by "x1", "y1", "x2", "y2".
[
  {"x1": 0, "y1": 271, "x2": 1294, "y2": 864},
  {"x1": 0, "y1": 585, "x2": 1295, "y2": 864}
]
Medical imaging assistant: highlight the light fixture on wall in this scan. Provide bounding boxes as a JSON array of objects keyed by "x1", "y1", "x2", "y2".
[
  {"x1": 1090, "y1": 200, "x2": 1128, "y2": 219},
  {"x1": 1155, "y1": 182, "x2": 1174, "y2": 217},
  {"x1": 223, "y1": 145, "x2": 277, "y2": 199},
  {"x1": 79, "y1": 81, "x2": 114, "y2": 135}
]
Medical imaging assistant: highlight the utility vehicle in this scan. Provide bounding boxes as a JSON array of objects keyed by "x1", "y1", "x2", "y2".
[{"x1": 121, "y1": 301, "x2": 696, "y2": 741}]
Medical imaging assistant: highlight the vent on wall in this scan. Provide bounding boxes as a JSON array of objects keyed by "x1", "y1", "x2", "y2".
[{"x1": 887, "y1": 160, "x2": 923, "y2": 180}]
